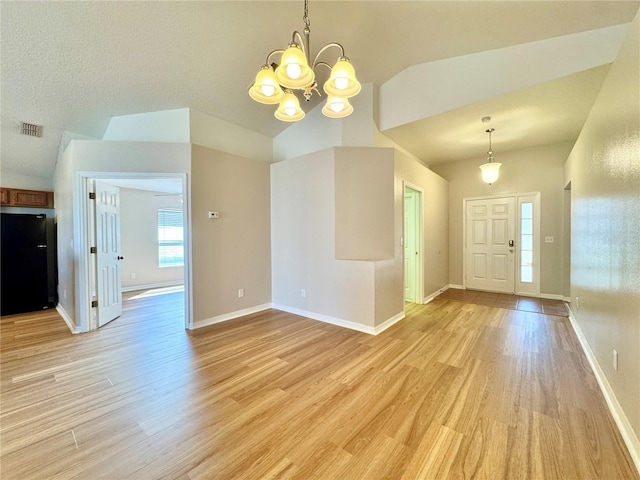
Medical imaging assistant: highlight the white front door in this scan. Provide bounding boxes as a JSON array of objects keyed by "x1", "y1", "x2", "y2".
[
  {"x1": 465, "y1": 197, "x2": 515, "y2": 293},
  {"x1": 95, "y1": 181, "x2": 122, "y2": 327}
]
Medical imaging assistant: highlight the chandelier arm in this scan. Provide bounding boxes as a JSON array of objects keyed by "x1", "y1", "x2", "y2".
[
  {"x1": 265, "y1": 49, "x2": 285, "y2": 66},
  {"x1": 314, "y1": 62, "x2": 333, "y2": 72},
  {"x1": 312, "y1": 42, "x2": 345, "y2": 69},
  {"x1": 291, "y1": 30, "x2": 304, "y2": 48}
]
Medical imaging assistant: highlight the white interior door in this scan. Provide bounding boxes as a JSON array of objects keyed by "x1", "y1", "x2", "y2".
[
  {"x1": 404, "y1": 192, "x2": 415, "y2": 302},
  {"x1": 404, "y1": 188, "x2": 420, "y2": 302},
  {"x1": 95, "y1": 181, "x2": 123, "y2": 327},
  {"x1": 465, "y1": 197, "x2": 515, "y2": 293}
]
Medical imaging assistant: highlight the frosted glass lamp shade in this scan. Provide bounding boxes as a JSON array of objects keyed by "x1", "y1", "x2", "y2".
[
  {"x1": 322, "y1": 96, "x2": 353, "y2": 118},
  {"x1": 480, "y1": 162, "x2": 501, "y2": 184},
  {"x1": 275, "y1": 44, "x2": 315, "y2": 89},
  {"x1": 249, "y1": 66, "x2": 284, "y2": 104},
  {"x1": 274, "y1": 91, "x2": 305, "y2": 122},
  {"x1": 323, "y1": 57, "x2": 361, "y2": 98}
]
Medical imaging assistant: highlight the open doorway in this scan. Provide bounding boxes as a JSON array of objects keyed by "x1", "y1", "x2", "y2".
[
  {"x1": 77, "y1": 173, "x2": 191, "y2": 332},
  {"x1": 404, "y1": 182, "x2": 424, "y2": 304}
]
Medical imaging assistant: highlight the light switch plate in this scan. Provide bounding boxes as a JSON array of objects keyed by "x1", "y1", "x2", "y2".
[{"x1": 208, "y1": 211, "x2": 220, "y2": 219}]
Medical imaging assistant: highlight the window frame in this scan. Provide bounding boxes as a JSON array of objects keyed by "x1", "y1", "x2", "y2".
[{"x1": 157, "y1": 208, "x2": 184, "y2": 268}]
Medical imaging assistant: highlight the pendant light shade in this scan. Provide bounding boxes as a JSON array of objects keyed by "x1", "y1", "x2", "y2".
[
  {"x1": 479, "y1": 127, "x2": 501, "y2": 185},
  {"x1": 249, "y1": 66, "x2": 285, "y2": 104},
  {"x1": 480, "y1": 162, "x2": 502, "y2": 184},
  {"x1": 322, "y1": 95, "x2": 353, "y2": 118},
  {"x1": 323, "y1": 57, "x2": 361, "y2": 97},
  {"x1": 274, "y1": 91, "x2": 305, "y2": 122},
  {"x1": 275, "y1": 43, "x2": 315, "y2": 89}
]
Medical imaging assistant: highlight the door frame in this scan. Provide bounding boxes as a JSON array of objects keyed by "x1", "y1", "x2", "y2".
[
  {"x1": 462, "y1": 192, "x2": 540, "y2": 296},
  {"x1": 74, "y1": 171, "x2": 192, "y2": 332},
  {"x1": 403, "y1": 181, "x2": 424, "y2": 304}
]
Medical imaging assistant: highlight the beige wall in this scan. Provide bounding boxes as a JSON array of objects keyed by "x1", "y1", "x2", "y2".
[
  {"x1": 431, "y1": 141, "x2": 572, "y2": 296},
  {"x1": 335, "y1": 147, "x2": 395, "y2": 261},
  {"x1": 271, "y1": 145, "x2": 449, "y2": 331},
  {"x1": 191, "y1": 144, "x2": 271, "y2": 324},
  {"x1": 395, "y1": 150, "x2": 450, "y2": 302},
  {"x1": 119, "y1": 188, "x2": 184, "y2": 289},
  {"x1": 271, "y1": 148, "x2": 378, "y2": 330},
  {"x1": 565, "y1": 12, "x2": 639, "y2": 446},
  {"x1": 54, "y1": 140, "x2": 192, "y2": 331}
]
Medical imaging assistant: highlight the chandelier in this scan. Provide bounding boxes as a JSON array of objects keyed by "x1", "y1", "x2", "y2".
[
  {"x1": 248, "y1": 0, "x2": 361, "y2": 122},
  {"x1": 479, "y1": 127, "x2": 501, "y2": 184}
]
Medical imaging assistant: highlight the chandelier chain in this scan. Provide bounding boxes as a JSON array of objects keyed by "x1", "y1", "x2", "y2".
[{"x1": 303, "y1": 0, "x2": 310, "y2": 28}]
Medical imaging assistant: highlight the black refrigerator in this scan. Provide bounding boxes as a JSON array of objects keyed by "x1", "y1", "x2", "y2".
[{"x1": 1, "y1": 213, "x2": 52, "y2": 315}]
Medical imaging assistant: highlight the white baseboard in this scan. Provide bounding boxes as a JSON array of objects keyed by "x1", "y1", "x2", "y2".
[
  {"x1": 373, "y1": 311, "x2": 405, "y2": 335},
  {"x1": 566, "y1": 305, "x2": 640, "y2": 474},
  {"x1": 272, "y1": 304, "x2": 377, "y2": 335},
  {"x1": 121, "y1": 280, "x2": 184, "y2": 293},
  {"x1": 56, "y1": 304, "x2": 80, "y2": 334},
  {"x1": 539, "y1": 293, "x2": 571, "y2": 302},
  {"x1": 423, "y1": 285, "x2": 451, "y2": 304},
  {"x1": 272, "y1": 305, "x2": 406, "y2": 336},
  {"x1": 192, "y1": 303, "x2": 272, "y2": 329},
  {"x1": 448, "y1": 284, "x2": 465, "y2": 290}
]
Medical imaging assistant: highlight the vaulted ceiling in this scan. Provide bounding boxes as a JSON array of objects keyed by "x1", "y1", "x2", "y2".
[{"x1": 2, "y1": 1, "x2": 638, "y2": 183}]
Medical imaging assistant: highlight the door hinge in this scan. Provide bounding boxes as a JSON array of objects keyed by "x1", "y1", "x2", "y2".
[
  {"x1": 89, "y1": 192, "x2": 96, "y2": 200},
  {"x1": 90, "y1": 246, "x2": 97, "y2": 254},
  {"x1": 91, "y1": 300, "x2": 98, "y2": 308}
]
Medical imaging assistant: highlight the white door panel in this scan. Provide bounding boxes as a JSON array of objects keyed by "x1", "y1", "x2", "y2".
[
  {"x1": 404, "y1": 191, "x2": 416, "y2": 302},
  {"x1": 95, "y1": 181, "x2": 122, "y2": 327},
  {"x1": 465, "y1": 197, "x2": 515, "y2": 293},
  {"x1": 404, "y1": 186, "x2": 422, "y2": 303}
]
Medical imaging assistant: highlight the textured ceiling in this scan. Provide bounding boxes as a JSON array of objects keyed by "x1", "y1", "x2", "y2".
[{"x1": 1, "y1": 1, "x2": 639, "y2": 181}]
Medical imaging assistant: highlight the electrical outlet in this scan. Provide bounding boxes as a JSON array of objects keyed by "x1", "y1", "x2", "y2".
[
  {"x1": 613, "y1": 349, "x2": 618, "y2": 371},
  {"x1": 575, "y1": 296, "x2": 580, "y2": 309},
  {"x1": 130, "y1": 273, "x2": 136, "y2": 279},
  {"x1": 238, "y1": 289, "x2": 244, "y2": 298},
  {"x1": 63, "y1": 289, "x2": 67, "y2": 299},
  {"x1": 208, "y1": 211, "x2": 220, "y2": 219},
  {"x1": 545, "y1": 236, "x2": 554, "y2": 243},
  {"x1": 301, "y1": 289, "x2": 306, "y2": 298}
]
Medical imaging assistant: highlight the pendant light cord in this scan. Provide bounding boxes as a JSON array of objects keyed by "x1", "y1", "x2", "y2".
[{"x1": 486, "y1": 128, "x2": 494, "y2": 163}]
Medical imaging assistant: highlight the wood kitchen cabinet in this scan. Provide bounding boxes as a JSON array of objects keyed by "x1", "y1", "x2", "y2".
[{"x1": 0, "y1": 188, "x2": 54, "y2": 208}]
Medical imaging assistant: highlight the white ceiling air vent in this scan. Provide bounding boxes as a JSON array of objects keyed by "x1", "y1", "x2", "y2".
[{"x1": 21, "y1": 122, "x2": 43, "y2": 137}]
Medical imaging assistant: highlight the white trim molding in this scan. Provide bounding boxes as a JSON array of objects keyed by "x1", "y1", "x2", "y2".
[
  {"x1": 423, "y1": 285, "x2": 451, "y2": 304},
  {"x1": 272, "y1": 305, "x2": 406, "y2": 336},
  {"x1": 566, "y1": 305, "x2": 640, "y2": 474},
  {"x1": 272, "y1": 304, "x2": 377, "y2": 335},
  {"x1": 193, "y1": 303, "x2": 272, "y2": 330},
  {"x1": 121, "y1": 281, "x2": 184, "y2": 293},
  {"x1": 374, "y1": 312, "x2": 405, "y2": 335},
  {"x1": 56, "y1": 304, "x2": 80, "y2": 334}
]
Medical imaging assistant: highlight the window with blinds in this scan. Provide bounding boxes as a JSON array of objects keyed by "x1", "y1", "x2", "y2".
[{"x1": 158, "y1": 208, "x2": 184, "y2": 268}]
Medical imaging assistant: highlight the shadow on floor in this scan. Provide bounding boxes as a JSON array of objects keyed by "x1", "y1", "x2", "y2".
[{"x1": 436, "y1": 288, "x2": 568, "y2": 316}]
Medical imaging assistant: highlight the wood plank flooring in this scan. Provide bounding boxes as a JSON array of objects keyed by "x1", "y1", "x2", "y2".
[{"x1": 1, "y1": 291, "x2": 638, "y2": 479}]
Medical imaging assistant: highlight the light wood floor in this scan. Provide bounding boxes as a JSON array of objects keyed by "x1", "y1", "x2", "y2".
[{"x1": 1, "y1": 291, "x2": 638, "y2": 479}]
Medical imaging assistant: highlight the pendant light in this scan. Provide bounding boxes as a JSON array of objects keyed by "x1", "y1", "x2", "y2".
[{"x1": 480, "y1": 127, "x2": 501, "y2": 185}]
